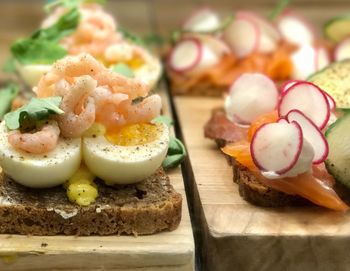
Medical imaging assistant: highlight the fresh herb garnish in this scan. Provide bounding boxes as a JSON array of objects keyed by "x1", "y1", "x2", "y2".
[
  {"x1": 118, "y1": 26, "x2": 145, "y2": 46},
  {"x1": 152, "y1": 115, "x2": 186, "y2": 169},
  {"x1": 45, "y1": 0, "x2": 105, "y2": 13},
  {"x1": 269, "y1": 0, "x2": 292, "y2": 21},
  {"x1": 152, "y1": 115, "x2": 174, "y2": 127},
  {"x1": 5, "y1": 96, "x2": 64, "y2": 131},
  {"x1": 163, "y1": 137, "x2": 187, "y2": 169},
  {"x1": 111, "y1": 63, "x2": 135, "y2": 78},
  {"x1": 11, "y1": 8, "x2": 79, "y2": 65},
  {"x1": 2, "y1": 58, "x2": 17, "y2": 73},
  {"x1": 0, "y1": 84, "x2": 20, "y2": 119}
]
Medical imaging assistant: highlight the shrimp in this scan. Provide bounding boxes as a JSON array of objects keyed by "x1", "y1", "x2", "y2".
[
  {"x1": 94, "y1": 86, "x2": 129, "y2": 130},
  {"x1": 94, "y1": 69, "x2": 150, "y2": 99},
  {"x1": 8, "y1": 121, "x2": 60, "y2": 154},
  {"x1": 35, "y1": 54, "x2": 103, "y2": 98},
  {"x1": 124, "y1": 94, "x2": 162, "y2": 124},
  {"x1": 56, "y1": 75, "x2": 97, "y2": 138}
]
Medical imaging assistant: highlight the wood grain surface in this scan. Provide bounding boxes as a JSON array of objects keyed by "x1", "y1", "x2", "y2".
[{"x1": 175, "y1": 96, "x2": 350, "y2": 271}]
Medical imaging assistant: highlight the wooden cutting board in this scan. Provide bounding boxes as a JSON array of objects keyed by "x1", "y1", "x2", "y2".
[
  {"x1": 0, "y1": 86, "x2": 195, "y2": 271},
  {"x1": 175, "y1": 96, "x2": 350, "y2": 271}
]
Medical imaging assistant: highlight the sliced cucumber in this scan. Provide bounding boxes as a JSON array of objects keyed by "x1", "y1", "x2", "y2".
[
  {"x1": 324, "y1": 15, "x2": 350, "y2": 42},
  {"x1": 308, "y1": 59, "x2": 350, "y2": 108},
  {"x1": 325, "y1": 113, "x2": 350, "y2": 187}
]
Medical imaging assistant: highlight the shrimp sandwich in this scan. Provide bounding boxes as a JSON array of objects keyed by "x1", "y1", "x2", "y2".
[{"x1": 0, "y1": 54, "x2": 181, "y2": 236}]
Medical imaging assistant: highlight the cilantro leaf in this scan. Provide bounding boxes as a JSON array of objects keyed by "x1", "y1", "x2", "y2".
[
  {"x1": 5, "y1": 96, "x2": 64, "y2": 131},
  {"x1": 10, "y1": 8, "x2": 79, "y2": 65},
  {"x1": 163, "y1": 137, "x2": 187, "y2": 169},
  {"x1": 45, "y1": 0, "x2": 106, "y2": 13},
  {"x1": 0, "y1": 84, "x2": 20, "y2": 118},
  {"x1": 152, "y1": 115, "x2": 174, "y2": 127},
  {"x1": 32, "y1": 8, "x2": 80, "y2": 42},
  {"x1": 269, "y1": 0, "x2": 291, "y2": 20},
  {"x1": 118, "y1": 26, "x2": 145, "y2": 46},
  {"x1": 111, "y1": 63, "x2": 135, "y2": 78},
  {"x1": 11, "y1": 39, "x2": 67, "y2": 65}
]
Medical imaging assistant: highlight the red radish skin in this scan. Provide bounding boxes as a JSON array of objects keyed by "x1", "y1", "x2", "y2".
[
  {"x1": 334, "y1": 35, "x2": 350, "y2": 61},
  {"x1": 278, "y1": 81, "x2": 330, "y2": 129},
  {"x1": 168, "y1": 38, "x2": 202, "y2": 73},
  {"x1": 250, "y1": 121, "x2": 303, "y2": 174},
  {"x1": 286, "y1": 109, "x2": 329, "y2": 164},
  {"x1": 182, "y1": 7, "x2": 220, "y2": 33},
  {"x1": 190, "y1": 33, "x2": 231, "y2": 56},
  {"x1": 223, "y1": 14, "x2": 260, "y2": 57},
  {"x1": 277, "y1": 9, "x2": 316, "y2": 46},
  {"x1": 237, "y1": 11, "x2": 281, "y2": 53},
  {"x1": 280, "y1": 80, "x2": 335, "y2": 111}
]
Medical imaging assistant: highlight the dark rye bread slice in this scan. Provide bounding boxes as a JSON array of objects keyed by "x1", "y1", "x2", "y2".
[
  {"x1": 0, "y1": 168, "x2": 182, "y2": 236},
  {"x1": 204, "y1": 107, "x2": 307, "y2": 207}
]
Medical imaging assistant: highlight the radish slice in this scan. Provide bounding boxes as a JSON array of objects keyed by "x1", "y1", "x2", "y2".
[
  {"x1": 223, "y1": 15, "x2": 259, "y2": 58},
  {"x1": 280, "y1": 79, "x2": 300, "y2": 93},
  {"x1": 225, "y1": 73, "x2": 279, "y2": 124},
  {"x1": 168, "y1": 38, "x2": 202, "y2": 72},
  {"x1": 334, "y1": 36, "x2": 350, "y2": 61},
  {"x1": 280, "y1": 79, "x2": 335, "y2": 111},
  {"x1": 291, "y1": 45, "x2": 317, "y2": 80},
  {"x1": 315, "y1": 46, "x2": 330, "y2": 71},
  {"x1": 278, "y1": 82, "x2": 330, "y2": 129},
  {"x1": 251, "y1": 121, "x2": 303, "y2": 174},
  {"x1": 277, "y1": 10, "x2": 315, "y2": 46},
  {"x1": 277, "y1": 117, "x2": 289, "y2": 124},
  {"x1": 183, "y1": 7, "x2": 220, "y2": 33},
  {"x1": 238, "y1": 11, "x2": 281, "y2": 53},
  {"x1": 286, "y1": 109, "x2": 329, "y2": 164},
  {"x1": 191, "y1": 33, "x2": 231, "y2": 56}
]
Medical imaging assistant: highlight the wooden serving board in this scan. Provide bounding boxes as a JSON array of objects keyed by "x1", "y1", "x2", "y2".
[
  {"x1": 175, "y1": 96, "x2": 350, "y2": 271},
  {"x1": 0, "y1": 86, "x2": 195, "y2": 271}
]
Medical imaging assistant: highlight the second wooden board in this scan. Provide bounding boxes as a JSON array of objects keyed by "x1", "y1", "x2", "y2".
[{"x1": 175, "y1": 96, "x2": 350, "y2": 271}]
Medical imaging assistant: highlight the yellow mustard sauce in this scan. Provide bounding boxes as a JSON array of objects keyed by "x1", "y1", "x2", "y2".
[
  {"x1": 105, "y1": 123, "x2": 162, "y2": 146},
  {"x1": 65, "y1": 166, "x2": 98, "y2": 206}
]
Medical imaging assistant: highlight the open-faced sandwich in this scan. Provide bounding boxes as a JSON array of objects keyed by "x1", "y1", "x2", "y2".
[
  {"x1": 166, "y1": 3, "x2": 332, "y2": 96},
  {"x1": 204, "y1": 71, "x2": 350, "y2": 211},
  {"x1": 7, "y1": 0, "x2": 161, "y2": 89},
  {"x1": 0, "y1": 53, "x2": 182, "y2": 236}
]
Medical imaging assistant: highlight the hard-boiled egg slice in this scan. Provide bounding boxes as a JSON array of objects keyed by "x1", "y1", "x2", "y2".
[
  {"x1": 0, "y1": 122, "x2": 82, "y2": 188},
  {"x1": 133, "y1": 55, "x2": 162, "y2": 89},
  {"x1": 16, "y1": 62, "x2": 52, "y2": 88},
  {"x1": 83, "y1": 122, "x2": 169, "y2": 185}
]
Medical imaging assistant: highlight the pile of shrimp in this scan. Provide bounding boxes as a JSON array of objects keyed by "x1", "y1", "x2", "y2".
[
  {"x1": 42, "y1": 4, "x2": 122, "y2": 58},
  {"x1": 9, "y1": 54, "x2": 162, "y2": 154}
]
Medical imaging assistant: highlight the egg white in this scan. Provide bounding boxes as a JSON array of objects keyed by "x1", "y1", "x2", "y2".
[
  {"x1": 0, "y1": 122, "x2": 82, "y2": 188},
  {"x1": 16, "y1": 62, "x2": 52, "y2": 88},
  {"x1": 83, "y1": 122, "x2": 169, "y2": 185},
  {"x1": 134, "y1": 54, "x2": 162, "y2": 89}
]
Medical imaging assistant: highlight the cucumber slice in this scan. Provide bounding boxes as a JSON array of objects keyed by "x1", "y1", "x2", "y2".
[
  {"x1": 308, "y1": 59, "x2": 350, "y2": 108},
  {"x1": 325, "y1": 113, "x2": 350, "y2": 187},
  {"x1": 324, "y1": 15, "x2": 350, "y2": 42}
]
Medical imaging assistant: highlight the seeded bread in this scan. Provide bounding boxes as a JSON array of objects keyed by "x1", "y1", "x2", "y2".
[
  {"x1": 0, "y1": 168, "x2": 182, "y2": 236},
  {"x1": 205, "y1": 108, "x2": 308, "y2": 207}
]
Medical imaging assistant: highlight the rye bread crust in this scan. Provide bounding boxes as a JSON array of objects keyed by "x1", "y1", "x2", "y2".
[
  {"x1": 205, "y1": 108, "x2": 308, "y2": 207},
  {"x1": 0, "y1": 168, "x2": 182, "y2": 236}
]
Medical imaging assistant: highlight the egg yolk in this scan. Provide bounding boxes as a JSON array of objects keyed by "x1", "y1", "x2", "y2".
[
  {"x1": 105, "y1": 123, "x2": 162, "y2": 146},
  {"x1": 83, "y1": 122, "x2": 106, "y2": 138},
  {"x1": 126, "y1": 56, "x2": 144, "y2": 69},
  {"x1": 65, "y1": 166, "x2": 98, "y2": 206}
]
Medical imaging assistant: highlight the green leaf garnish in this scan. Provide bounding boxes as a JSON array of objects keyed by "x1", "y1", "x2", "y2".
[
  {"x1": 118, "y1": 26, "x2": 145, "y2": 46},
  {"x1": 5, "y1": 96, "x2": 64, "y2": 131},
  {"x1": 152, "y1": 115, "x2": 174, "y2": 127},
  {"x1": 10, "y1": 8, "x2": 79, "y2": 65},
  {"x1": 45, "y1": 0, "x2": 105, "y2": 13},
  {"x1": 111, "y1": 63, "x2": 135, "y2": 78},
  {"x1": 163, "y1": 137, "x2": 187, "y2": 169},
  {"x1": 2, "y1": 58, "x2": 17, "y2": 73},
  {"x1": 32, "y1": 8, "x2": 80, "y2": 42},
  {"x1": 11, "y1": 39, "x2": 67, "y2": 65},
  {"x1": 0, "y1": 84, "x2": 20, "y2": 119},
  {"x1": 268, "y1": 0, "x2": 292, "y2": 21}
]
